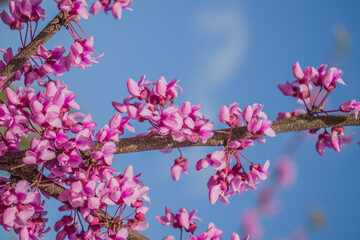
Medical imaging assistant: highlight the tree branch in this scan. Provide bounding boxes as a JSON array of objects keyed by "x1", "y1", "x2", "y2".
[
  {"x1": 0, "y1": 113, "x2": 358, "y2": 239},
  {"x1": 107, "y1": 113, "x2": 360, "y2": 154},
  {"x1": 0, "y1": 11, "x2": 64, "y2": 91}
]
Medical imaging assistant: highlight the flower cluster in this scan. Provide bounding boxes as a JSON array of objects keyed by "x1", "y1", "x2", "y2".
[
  {"x1": 278, "y1": 62, "x2": 346, "y2": 108},
  {"x1": 0, "y1": 2, "x2": 147, "y2": 236},
  {"x1": 113, "y1": 75, "x2": 214, "y2": 143},
  {"x1": 278, "y1": 62, "x2": 356, "y2": 155},
  {"x1": 340, "y1": 100, "x2": 360, "y2": 119},
  {"x1": 0, "y1": 76, "x2": 149, "y2": 238},
  {"x1": 315, "y1": 127, "x2": 353, "y2": 156},
  {"x1": 156, "y1": 207, "x2": 249, "y2": 240},
  {"x1": 90, "y1": 0, "x2": 133, "y2": 20},
  {"x1": 0, "y1": 180, "x2": 50, "y2": 240},
  {"x1": 196, "y1": 102, "x2": 274, "y2": 205},
  {"x1": 0, "y1": 0, "x2": 45, "y2": 30},
  {"x1": 0, "y1": 0, "x2": 104, "y2": 90},
  {"x1": 219, "y1": 102, "x2": 275, "y2": 137},
  {"x1": 54, "y1": 0, "x2": 89, "y2": 20}
]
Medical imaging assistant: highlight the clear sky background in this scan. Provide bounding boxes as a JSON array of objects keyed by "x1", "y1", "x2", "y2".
[{"x1": 1, "y1": 1, "x2": 360, "y2": 239}]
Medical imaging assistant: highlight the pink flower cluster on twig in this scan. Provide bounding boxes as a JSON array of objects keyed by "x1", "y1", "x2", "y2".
[
  {"x1": 113, "y1": 75, "x2": 214, "y2": 144},
  {"x1": 196, "y1": 102, "x2": 274, "y2": 205},
  {"x1": 278, "y1": 62, "x2": 356, "y2": 155}
]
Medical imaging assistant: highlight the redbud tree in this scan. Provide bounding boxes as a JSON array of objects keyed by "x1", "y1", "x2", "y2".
[{"x1": 0, "y1": 1, "x2": 359, "y2": 240}]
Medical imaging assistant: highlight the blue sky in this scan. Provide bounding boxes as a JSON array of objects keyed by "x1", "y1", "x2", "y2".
[{"x1": 1, "y1": 0, "x2": 360, "y2": 239}]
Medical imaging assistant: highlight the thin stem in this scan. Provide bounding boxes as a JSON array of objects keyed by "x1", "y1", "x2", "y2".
[
  {"x1": 24, "y1": 22, "x2": 29, "y2": 46},
  {"x1": 307, "y1": 84, "x2": 313, "y2": 106},
  {"x1": 313, "y1": 86, "x2": 323, "y2": 105},
  {"x1": 74, "y1": 21, "x2": 88, "y2": 39},
  {"x1": 318, "y1": 90, "x2": 332, "y2": 109},
  {"x1": 238, "y1": 151, "x2": 253, "y2": 165}
]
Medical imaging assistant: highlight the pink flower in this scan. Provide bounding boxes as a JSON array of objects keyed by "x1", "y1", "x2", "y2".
[
  {"x1": 155, "y1": 206, "x2": 175, "y2": 227},
  {"x1": 196, "y1": 149, "x2": 226, "y2": 171},
  {"x1": 107, "y1": 228, "x2": 128, "y2": 240},
  {"x1": 109, "y1": 112, "x2": 135, "y2": 135},
  {"x1": 321, "y1": 67, "x2": 345, "y2": 91},
  {"x1": 156, "y1": 207, "x2": 202, "y2": 233},
  {"x1": 241, "y1": 104, "x2": 275, "y2": 137},
  {"x1": 340, "y1": 99, "x2": 360, "y2": 119},
  {"x1": 1, "y1": 0, "x2": 45, "y2": 30},
  {"x1": 126, "y1": 75, "x2": 152, "y2": 99},
  {"x1": 218, "y1": 102, "x2": 243, "y2": 127},
  {"x1": 316, "y1": 127, "x2": 353, "y2": 156},
  {"x1": 23, "y1": 137, "x2": 56, "y2": 164},
  {"x1": 292, "y1": 62, "x2": 319, "y2": 85},
  {"x1": 68, "y1": 36, "x2": 103, "y2": 70},
  {"x1": 170, "y1": 156, "x2": 189, "y2": 181},
  {"x1": 195, "y1": 222, "x2": 223, "y2": 240},
  {"x1": 54, "y1": 0, "x2": 89, "y2": 20},
  {"x1": 90, "y1": 141, "x2": 116, "y2": 165},
  {"x1": 278, "y1": 81, "x2": 300, "y2": 98},
  {"x1": 248, "y1": 160, "x2": 270, "y2": 186},
  {"x1": 90, "y1": 0, "x2": 133, "y2": 20},
  {"x1": 75, "y1": 128, "x2": 95, "y2": 151}
]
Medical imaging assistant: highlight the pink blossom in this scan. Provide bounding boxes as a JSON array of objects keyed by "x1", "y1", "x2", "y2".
[
  {"x1": 321, "y1": 67, "x2": 345, "y2": 91},
  {"x1": 340, "y1": 99, "x2": 360, "y2": 119},
  {"x1": 156, "y1": 207, "x2": 202, "y2": 233},
  {"x1": 241, "y1": 104, "x2": 275, "y2": 137},
  {"x1": 218, "y1": 102, "x2": 243, "y2": 127},
  {"x1": 248, "y1": 160, "x2": 270, "y2": 185},
  {"x1": 196, "y1": 149, "x2": 226, "y2": 171},
  {"x1": 68, "y1": 36, "x2": 103, "y2": 70},
  {"x1": 23, "y1": 137, "x2": 56, "y2": 164},
  {"x1": 37, "y1": 45, "x2": 69, "y2": 78},
  {"x1": 107, "y1": 228, "x2": 128, "y2": 240},
  {"x1": 54, "y1": 0, "x2": 89, "y2": 20},
  {"x1": 316, "y1": 127, "x2": 353, "y2": 156},
  {"x1": 90, "y1": 141, "x2": 116, "y2": 165},
  {"x1": 90, "y1": 0, "x2": 133, "y2": 20},
  {"x1": 292, "y1": 62, "x2": 319, "y2": 85},
  {"x1": 195, "y1": 222, "x2": 223, "y2": 240},
  {"x1": 170, "y1": 156, "x2": 189, "y2": 181},
  {"x1": 278, "y1": 81, "x2": 300, "y2": 98},
  {"x1": 155, "y1": 206, "x2": 175, "y2": 227},
  {"x1": 1, "y1": 0, "x2": 45, "y2": 30},
  {"x1": 75, "y1": 128, "x2": 95, "y2": 151},
  {"x1": 126, "y1": 75, "x2": 151, "y2": 99}
]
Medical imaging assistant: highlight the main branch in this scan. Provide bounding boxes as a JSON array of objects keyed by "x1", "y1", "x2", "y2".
[{"x1": 107, "y1": 113, "x2": 360, "y2": 154}]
